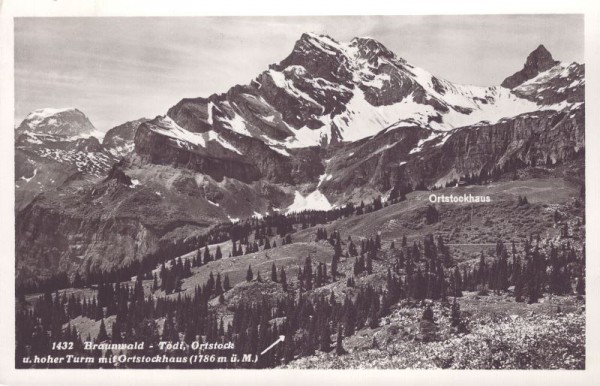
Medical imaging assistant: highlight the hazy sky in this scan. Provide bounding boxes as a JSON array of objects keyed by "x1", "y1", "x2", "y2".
[{"x1": 15, "y1": 15, "x2": 584, "y2": 132}]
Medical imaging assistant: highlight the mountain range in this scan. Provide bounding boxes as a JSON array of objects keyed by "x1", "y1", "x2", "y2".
[{"x1": 15, "y1": 33, "x2": 585, "y2": 283}]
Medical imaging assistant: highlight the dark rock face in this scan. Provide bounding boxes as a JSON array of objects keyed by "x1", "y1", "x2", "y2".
[
  {"x1": 16, "y1": 196, "x2": 160, "y2": 281},
  {"x1": 167, "y1": 98, "x2": 214, "y2": 134},
  {"x1": 320, "y1": 106, "x2": 584, "y2": 199},
  {"x1": 103, "y1": 118, "x2": 148, "y2": 157},
  {"x1": 133, "y1": 120, "x2": 262, "y2": 183},
  {"x1": 501, "y1": 45, "x2": 560, "y2": 88},
  {"x1": 275, "y1": 33, "x2": 354, "y2": 87},
  {"x1": 104, "y1": 161, "x2": 133, "y2": 186}
]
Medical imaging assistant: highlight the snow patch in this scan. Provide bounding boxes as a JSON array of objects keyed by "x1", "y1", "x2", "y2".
[
  {"x1": 220, "y1": 112, "x2": 252, "y2": 137},
  {"x1": 409, "y1": 132, "x2": 441, "y2": 154},
  {"x1": 24, "y1": 108, "x2": 76, "y2": 127},
  {"x1": 268, "y1": 69, "x2": 323, "y2": 110},
  {"x1": 317, "y1": 173, "x2": 333, "y2": 187},
  {"x1": 155, "y1": 116, "x2": 206, "y2": 147},
  {"x1": 208, "y1": 131, "x2": 242, "y2": 155},
  {"x1": 269, "y1": 146, "x2": 291, "y2": 157},
  {"x1": 20, "y1": 168, "x2": 37, "y2": 183},
  {"x1": 286, "y1": 190, "x2": 332, "y2": 214}
]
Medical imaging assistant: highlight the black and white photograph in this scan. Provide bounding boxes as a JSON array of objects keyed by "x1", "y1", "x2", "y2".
[{"x1": 2, "y1": 2, "x2": 599, "y2": 384}]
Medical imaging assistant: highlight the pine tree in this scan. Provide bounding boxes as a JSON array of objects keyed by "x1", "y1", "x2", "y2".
[
  {"x1": 319, "y1": 323, "x2": 332, "y2": 353},
  {"x1": 576, "y1": 275, "x2": 585, "y2": 295},
  {"x1": 271, "y1": 263, "x2": 278, "y2": 282},
  {"x1": 280, "y1": 267, "x2": 288, "y2": 292},
  {"x1": 246, "y1": 265, "x2": 253, "y2": 282},
  {"x1": 343, "y1": 298, "x2": 355, "y2": 337},
  {"x1": 335, "y1": 326, "x2": 345, "y2": 356},
  {"x1": 152, "y1": 273, "x2": 158, "y2": 292},
  {"x1": 215, "y1": 273, "x2": 223, "y2": 295},
  {"x1": 451, "y1": 267, "x2": 462, "y2": 297},
  {"x1": 304, "y1": 256, "x2": 313, "y2": 290},
  {"x1": 366, "y1": 253, "x2": 373, "y2": 274},
  {"x1": 97, "y1": 319, "x2": 109, "y2": 342},
  {"x1": 203, "y1": 245, "x2": 212, "y2": 264},
  {"x1": 450, "y1": 298, "x2": 461, "y2": 328},
  {"x1": 331, "y1": 254, "x2": 339, "y2": 280},
  {"x1": 425, "y1": 205, "x2": 440, "y2": 224},
  {"x1": 422, "y1": 305, "x2": 434, "y2": 322},
  {"x1": 111, "y1": 321, "x2": 121, "y2": 343},
  {"x1": 223, "y1": 274, "x2": 231, "y2": 291}
]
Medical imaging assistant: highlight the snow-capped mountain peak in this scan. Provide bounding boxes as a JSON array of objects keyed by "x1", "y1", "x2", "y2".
[
  {"x1": 147, "y1": 35, "x2": 584, "y2": 153},
  {"x1": 17, "y1": 107, "x2": 100, "y2": 139},
  {"x1": 24, "y1": 107, "x2": 77, "y2": 127}
]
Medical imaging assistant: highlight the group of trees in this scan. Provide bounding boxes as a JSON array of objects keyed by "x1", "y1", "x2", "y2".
[
  {"x1": 389, "y1": 235, "x2": 585, "y2": 305},
  {"x1": 16, "y1": 226, "x2": 585, "y2": 369}
]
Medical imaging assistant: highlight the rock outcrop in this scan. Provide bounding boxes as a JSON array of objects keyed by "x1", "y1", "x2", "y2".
[{"x1": 103, "y1": 118, "x2": 149, "y2": 158}]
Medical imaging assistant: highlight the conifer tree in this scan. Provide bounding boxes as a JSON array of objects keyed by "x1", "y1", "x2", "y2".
[
  {"x1": 335, "y1": 326, "x2": 345, "y2": 356},
  {"x1": 280, "y1": 267, "x2": 288, "y2": 292},
  {"x1": 320, "y1": 322, "x2": 332, "y2": 352},
  {"x1": 331, "y1": 254, "x2": 339, "y2": 280},
  {"x1": 304, "y1": 256, "x2": 313, "y2": 290},
  {"x1": 97, "y1": 319, "x2": 109, "y2": 342},
  {"x1": 203, "y1": 245, "x2": 212, "y2": 264},
  {"x1": 215, "y1": 273, "x2": 223, "y2": 295},
  {"x1": 450, "y1": 299, "x2": 461, "y2": 328},
  {"x1": 223, "y1": 274, "x2": 231, "y2": 291}
]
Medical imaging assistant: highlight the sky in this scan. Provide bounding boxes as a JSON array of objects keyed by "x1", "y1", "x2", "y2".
[{"x1": 15, "y1": 15, "x2": 584, "y2": 132}]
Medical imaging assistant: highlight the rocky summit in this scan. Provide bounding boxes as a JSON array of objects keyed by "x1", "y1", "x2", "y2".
[
  {"x1": 501, "y1": 45, "x2": 560, "y2": 89},
  {"x1": 15, "y1": 33, "x2": 584, "y2": 282}
]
